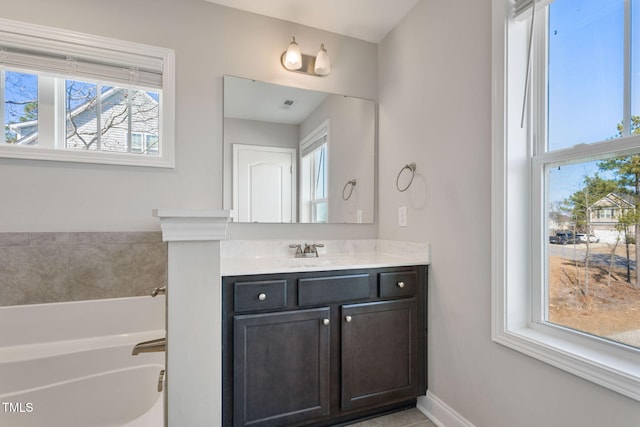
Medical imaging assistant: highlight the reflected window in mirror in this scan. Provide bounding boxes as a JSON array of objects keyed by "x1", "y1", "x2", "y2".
[{"x1": 300, "y1": 122, "x2": 329, "y2": 223}]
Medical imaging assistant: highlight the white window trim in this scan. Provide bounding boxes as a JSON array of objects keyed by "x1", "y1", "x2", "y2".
[
  {"x1": 491, "y1": 0, "x2": 640, "y2": 402},
  {"x1": 0, "y1": 18, "x2": 175, "y2": 168}
]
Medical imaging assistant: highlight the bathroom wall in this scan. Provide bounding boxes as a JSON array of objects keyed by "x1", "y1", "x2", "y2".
[
  {"x1": 0, "y1": 0, "x2": 378, "y2": 242},
  {"x1": 0, "y1": 232, "x2": 166, "y2": 306},
  {"x1": 378, "y1": 0, "x2": 640, "y2": 426},
  {"x1": 0, "y1": 0, "x2": 378, "y2": 307}
]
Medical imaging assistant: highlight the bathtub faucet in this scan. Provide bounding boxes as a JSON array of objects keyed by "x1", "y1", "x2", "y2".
[{"x1": 132, "y1": 338, "x2": 166, "y2": 355}]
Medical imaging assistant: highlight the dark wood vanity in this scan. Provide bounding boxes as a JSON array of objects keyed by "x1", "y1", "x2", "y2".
[{"x1": 222, "y1": 265, "x2": 427, "y2": 427}]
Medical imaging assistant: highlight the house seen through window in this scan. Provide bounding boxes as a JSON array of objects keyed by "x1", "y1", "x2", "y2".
[
  {"x1": 0, "y1": 18, "x2": 174, "y2": 167},
  {"x1": 3, "y1": 76, "x2": 160, "y2": 155}
]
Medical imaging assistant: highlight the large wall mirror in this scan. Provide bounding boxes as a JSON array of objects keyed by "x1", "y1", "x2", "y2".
[{"x1": 223, "y1": 76, "x2": 375, "y2": 224}]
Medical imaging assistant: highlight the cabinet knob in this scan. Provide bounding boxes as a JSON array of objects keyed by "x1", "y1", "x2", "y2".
[
  {"x1": 322, "y1": 318, "x2": 330, "y2": 326},
  {"x1": 345, "y1": 315, "x2": 352, "y2": 323},
  {"x1": 397, "y1": 281, "x2": 406, "y2": 289},
  {"x1": 258, "y1": 293, "x2": 267, "y2": 301}
]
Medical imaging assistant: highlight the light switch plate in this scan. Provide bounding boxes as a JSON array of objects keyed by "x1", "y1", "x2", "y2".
[{"x1": 398, "y1": 206, "x2": 408, "y2": 227}]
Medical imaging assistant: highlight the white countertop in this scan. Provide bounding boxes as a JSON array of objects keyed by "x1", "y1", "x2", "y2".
[{"x1": 220, "y1": 239, "x2": 430, "y2": 276}]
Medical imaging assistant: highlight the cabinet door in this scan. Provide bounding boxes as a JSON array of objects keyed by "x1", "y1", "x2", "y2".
[
  {"x1": 234, "y1": 307, "x2": 330, "y2": 427},
  {"x1": 341, "y1": 299, "x2": 417, "y2": 410}
]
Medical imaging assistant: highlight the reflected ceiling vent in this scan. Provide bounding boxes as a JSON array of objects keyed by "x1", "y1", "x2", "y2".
[{"x1": 280, "y1": 99, "x2": 296, "y2": 110}]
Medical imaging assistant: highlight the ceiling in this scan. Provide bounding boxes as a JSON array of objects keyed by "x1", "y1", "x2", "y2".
[
  {"x1": 203, "y1": 0, "x2": 419, "y2": 43},
  {"x1": 224, "y1": 76, "x2": 329, "y2": 125}
]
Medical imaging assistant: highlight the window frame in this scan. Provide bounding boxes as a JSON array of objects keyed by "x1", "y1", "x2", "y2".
[
  {"x1": 492, "y1": 0, "x2": 640, "y2": 402},
  {"x1": 0, "y1": 18, "x2": 175, "y2": 168}
]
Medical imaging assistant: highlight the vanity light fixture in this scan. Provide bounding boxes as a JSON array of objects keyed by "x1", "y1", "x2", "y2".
[{"x1": 281, "y1": 36, "x2": 331, "y2": 77}]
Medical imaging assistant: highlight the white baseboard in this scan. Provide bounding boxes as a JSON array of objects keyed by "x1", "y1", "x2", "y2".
[{"x1": 416, "y1": 391, "x2": 476, "y2": 427}]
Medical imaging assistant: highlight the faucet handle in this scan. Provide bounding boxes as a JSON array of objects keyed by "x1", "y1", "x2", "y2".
[{"x1": 289, "y1": 244, "x2": 303, "y2": 257}]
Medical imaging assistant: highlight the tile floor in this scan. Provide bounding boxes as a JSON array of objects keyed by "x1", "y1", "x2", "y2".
[{"x1": 345, "y1": 408, "x2": 437, "y2": 427}]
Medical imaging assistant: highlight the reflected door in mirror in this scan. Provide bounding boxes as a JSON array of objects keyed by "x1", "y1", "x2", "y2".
[{"x1": 233, "y1": 144, "x2": 296, "y2": 223}]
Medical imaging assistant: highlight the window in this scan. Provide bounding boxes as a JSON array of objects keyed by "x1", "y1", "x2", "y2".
[
  {"x1": 300, "y1": 121, "x2": 329, "y2": 223},
  {"x1": 131, "y1": 132, "x2": 160, "y2": 155},
  {"x1": 596, "y1": 209, "x2": 614, "y2": 219},
  {"x1": 493, "y1": 0, "x2": 640, "y2": 402},
  {"x1": 0, "y1": 18, "x2": 174, "y2": 167}
]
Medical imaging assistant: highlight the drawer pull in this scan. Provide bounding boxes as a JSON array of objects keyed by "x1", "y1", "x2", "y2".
[
  {"x1": 345, "y1": 315, "x2": 352, "y2": 323},
  {"x1": 258, "y1": 293, "x2": 267, "y2": 301},
  {"x1": 397, "y1": 281, "x2": 406, "y2": 289},
  {"x1": 322, "y1": 318, "x2": 330, "y2": 326}
]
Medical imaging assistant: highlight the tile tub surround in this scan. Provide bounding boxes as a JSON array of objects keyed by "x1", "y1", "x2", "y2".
[
  {"x1": 221, "y1": 239, "x2": 430, "y2": 276},
  {"x1": 0, "y1": 232, "x2": 167, "y2": 306}
]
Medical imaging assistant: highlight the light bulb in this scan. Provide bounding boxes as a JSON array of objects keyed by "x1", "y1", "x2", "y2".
[
  {"x1": 283, "y1": 37, "x2": 302, "y2": 70},
  {"x1": 314, "y1": 43, "x2": 330, "y2": 76}
]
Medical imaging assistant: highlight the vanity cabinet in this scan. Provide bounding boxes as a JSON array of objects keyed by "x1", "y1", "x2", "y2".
[{"x1": 222, "y1": 265, "x2": 427, "y2": 427}]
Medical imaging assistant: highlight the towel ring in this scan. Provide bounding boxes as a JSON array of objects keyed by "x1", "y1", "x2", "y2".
[
  {"x1": 342, "y1": 179, "x2": 357, "y2": 200},
  {"x1": 396, "y1": 163, "x2": 416, "y2": 192}
]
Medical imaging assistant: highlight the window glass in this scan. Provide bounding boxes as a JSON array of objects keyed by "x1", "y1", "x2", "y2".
[
  {"x1": 100, "y1": 87, "x2": 129, "y2": 153},
  {"x1": 65, "y1": 80, "x2": 99, "y2": 151},
  {"x1": 64, "y1": 82, "x2": 160, "y2": 155},
  {"x1": 314, "y1": 145, "x2": 327, "y2": 199},
  {"x1": 300, "y1": 140, "x2": 328, "y2": 223},
  {"x1": 314, "y1": 201, "x2": 328, "y2": 223},
  {"x1": 545, "y1": 0, "x2": 640, "y2": 350},
  {"x1": 548, "y1": 0, "x2": 624, "y2": 151},
  {"x1": 547, "y1": 153, "x2": 640, "y2": 349},
  {"x1": 131, "y1": 132, "x2": 143, "y2": 154},
  {"x1": 146, "y1": 134, "x2": 159, "y2": 155},
  {"x1": 3, "y1": 71, "x2": 38, "y2": 145},
  {"x1": 130, "y1": 90, "x2": 160, "y2": 155}
]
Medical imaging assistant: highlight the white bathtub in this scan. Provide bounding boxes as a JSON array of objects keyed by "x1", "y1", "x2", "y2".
[{"x1": 0, "y1": 296, "x2": 166, "y2": 427}]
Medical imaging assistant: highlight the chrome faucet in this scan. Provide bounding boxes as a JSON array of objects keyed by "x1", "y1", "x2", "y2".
[
  {"x1": 289, "y1": 243, "x2": 324, "y2": 258},
  {"x1": 132, "y1": 337, "x2": 166, "y2": 355},
  {"x1": 151, "y1": 286, "x2": 166, "y2": 297}
]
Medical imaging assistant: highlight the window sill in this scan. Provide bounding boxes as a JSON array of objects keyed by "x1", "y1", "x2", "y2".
[
  {"x1": 0, "y1": 145, "x2": 174, "y2": 168},
  {"x1": 493, "y1": 322, "x2": 640, "y2": 401}
]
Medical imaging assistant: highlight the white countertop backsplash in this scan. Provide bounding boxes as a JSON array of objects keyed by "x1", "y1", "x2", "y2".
[{"x1": 221, "y1": 239, "x2": 430, "y2": 276}]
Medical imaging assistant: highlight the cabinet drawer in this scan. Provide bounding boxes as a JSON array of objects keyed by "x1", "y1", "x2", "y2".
[
  {"x1": 379, "y1": 271, "x2": 417, "y2": 298},
  {"x1": 298, "y1": 274, "x2": 371, "y2": 306},
  {"x1": 234, "y1": 280, "x2": 287, "y2": 312}
]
